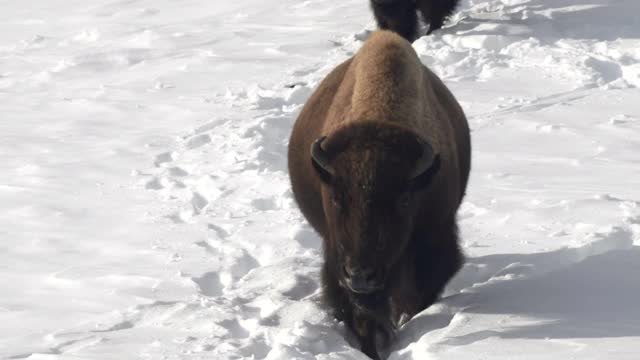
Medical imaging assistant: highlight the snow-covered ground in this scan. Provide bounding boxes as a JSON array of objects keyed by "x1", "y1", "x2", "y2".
[{"x1": 2, "y1": 0, "x2": 640, "y2": 359}]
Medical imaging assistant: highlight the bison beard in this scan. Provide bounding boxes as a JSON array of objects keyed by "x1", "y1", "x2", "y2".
[
  {"x1": 287, "y1": 31, "x2": 470, "y2": 359},
  {"x1": 370, "y1": 0, "x2": 460, "y2": 41}
]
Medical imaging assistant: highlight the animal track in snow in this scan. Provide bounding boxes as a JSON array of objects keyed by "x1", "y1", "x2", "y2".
[
  {"x1": 92, "y1": 320, "x2": 135, "y2": 333},
  {"x1": 281, "y1": 275, "x2": 318, "y2": 301},
  {"x1": 192, "y1": 272, "x2": 224, "y2": 297},
  {"x1": 219, "y1": 248, "x2": 261, "y2": 288},
  {"x1": 153, "y1": 152, "x2": 176, "y2": 167},
  {"x1": 190, "y1": 192, "x2": 209, "y2": 214},
  {"x1": 143, "y1": 176, "x2": 185, "y2": 190},
  {"x1": 206, "y1": 223, "x2": 231, "y2": 239},
  {"x1": 167, "y1": 166, "x2": 189, "y2": 177},
  {"x1": 243, "y1": 113, "x2": 297, "y2": 171},
  {"x1": 293, "y1": 226, "x2": 322, "y2": 251},
  {"x1": 218, "y1": 318, "x2": 251, "y2": 339},
  {"x1": 144, "y1": 177, "x2": 164, "y2": 190},
  {"x1": 251, "y1": 197, "x2": 278, "y2": 211},
  {"x1": 185, "y1": 134, "x2": 212, "y2": 149}
]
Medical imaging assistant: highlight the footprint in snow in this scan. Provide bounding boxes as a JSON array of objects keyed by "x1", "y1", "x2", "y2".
[
  {"x1": 190, "y1": 192, "x2": 209, "y2": 214},
  {"x1": 166, "y1": 209, "x2": 196, "y2": 224},
  {"x1": 282, "y1": 275, "x2": 318, "y2": 301},
  {"x1": 251, "y1": 197, "x2": 278, "y2": 211},
  {"x1": 214, "y1": 249, "x2": 261, "y2": 288},
  {"x1": 191, "y1": 120, "x2": 220, "y2": 135},
  {"x1": 154, "y1": 152, "x2": 175, "y2": 167},
  {"x1": 144, "y1": 177, "x2": 164, "y2": 190},
  {"x1": 490, "y1": 262, "x2": 536, "y2": 280},
  {"x1": 293, "y1": 226, "x2": 322, "y2": 251},
  {"x1": 144, "y1": 176, "x2": 185, "y2": 190},
  {"x1": 205, "y1": 223, "x2": 231, "y2": 240},
  {"x1": 244, "y1": 114, "x2": 295, "y2": 171},
  {"x1": 167, "y1": 166, "x2": 188, "y2": 177},
  {"x1": 192, "y1": 272, "x2": 224, "y2": 297},
  {"x1": 218, "y1": 318, "x2": 250, "y2": 339},
  {"x1": 185, "y1": 134, "x2": 211, "y2": 149}
]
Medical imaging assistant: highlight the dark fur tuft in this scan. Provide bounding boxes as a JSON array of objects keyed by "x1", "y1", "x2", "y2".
[{"x1": 370, "y1": 0, "x2": 460, "y2": 41}]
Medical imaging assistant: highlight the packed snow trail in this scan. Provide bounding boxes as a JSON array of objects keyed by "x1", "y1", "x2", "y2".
[{"x1": 2, "y1": 0, "x2": 640, "y2": 359}]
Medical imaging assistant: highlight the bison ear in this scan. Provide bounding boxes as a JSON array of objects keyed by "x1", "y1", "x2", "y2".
[
  {"x1": 311, "y1": 136, "x2": 335, "y2": 184},
  {"x1": 409, "y1": 154, "x2": 441, "y2": 191}
]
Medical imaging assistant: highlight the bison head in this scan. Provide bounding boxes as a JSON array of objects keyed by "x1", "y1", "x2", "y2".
[{"x1": 310, "y1": 123, "x2": 441, "y2": 301}]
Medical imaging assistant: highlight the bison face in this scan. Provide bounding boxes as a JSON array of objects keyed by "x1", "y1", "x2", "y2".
[{"x1": 311, "y1": 133, "x2": 441, "y2": 299}]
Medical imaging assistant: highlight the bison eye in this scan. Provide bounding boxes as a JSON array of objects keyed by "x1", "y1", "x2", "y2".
[{"x1": 331, "y1": 196, "x2": 342, "y2": 210}]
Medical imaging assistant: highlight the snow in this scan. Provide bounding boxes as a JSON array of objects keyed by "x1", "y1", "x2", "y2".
[{"x1": 1, "y1": 0, "x2": 639, "y2": 359}]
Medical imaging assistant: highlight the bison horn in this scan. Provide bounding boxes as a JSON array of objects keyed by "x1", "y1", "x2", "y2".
[
  {"x1": 411, "y1": 142, "x2": 437, "y2": 180},
  {"x1": 311, "y1": 136, "x2": 335, "y2": 179}
]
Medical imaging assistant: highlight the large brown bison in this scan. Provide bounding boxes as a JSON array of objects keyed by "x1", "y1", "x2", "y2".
[
  {"x1": 287, "y1": 31, "x2": 470, "y2": 359},
  {"x1": 371, "y1": 0, "x2": 461, "y2": 41}
]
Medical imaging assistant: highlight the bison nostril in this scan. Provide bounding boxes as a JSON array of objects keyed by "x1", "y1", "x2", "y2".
[
  {"x1": 343, "y1": 265, "x2": 371, "y2": 278},
  {"x1": 342, "y1": 266, "x2": 383, "y2": 294}
]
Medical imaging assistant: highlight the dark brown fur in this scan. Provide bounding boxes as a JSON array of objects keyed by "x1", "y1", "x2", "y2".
[
  {"x1": 287, "y1": 31, "x2": 470, "y2": 359},
  {"x1": 371, "y1": 0, "x2": 461, "y2": 41}
]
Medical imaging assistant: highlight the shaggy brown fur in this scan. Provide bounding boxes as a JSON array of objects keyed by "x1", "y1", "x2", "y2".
[
  {"x1": 288, "y1": 31, "x2": 470, "y2": 359},
  {"x1": 371, "y1": 0, "x2": 460, "y2": 41}
]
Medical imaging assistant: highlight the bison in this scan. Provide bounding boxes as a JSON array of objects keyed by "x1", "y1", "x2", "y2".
[
  {"x1": 287, "y1": 31, "x2": 470, "y2": 359},
  {"x1": 370, "y1": 0, "x2": 461, "y2": 41}
]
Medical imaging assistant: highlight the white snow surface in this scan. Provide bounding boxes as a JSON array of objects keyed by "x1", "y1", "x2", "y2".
[{"x1": 2, "y1": 0, "x2": 640, "y2": 359}]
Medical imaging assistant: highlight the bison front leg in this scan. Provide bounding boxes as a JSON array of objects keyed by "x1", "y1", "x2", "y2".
[
  {"x1": 321, "y1": 259, "x2": 388, "y2": 359},
  {"x1": 353, "y1": 311, "x2": 380, "y2": 360},
  {"x1": 328, "y1": 290, "x2": 382, "y2": 359},
  {"x1": 414, "y1": 219, "x2": 463, "y2": 310}
]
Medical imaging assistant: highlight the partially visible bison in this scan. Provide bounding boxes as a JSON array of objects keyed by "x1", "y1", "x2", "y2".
[
  {"x1": 370, "y1": 0, "x2": 461, "y2": 41},
  {"x1": 287, "y1": 31, "x2": 470, "y2": 359}
]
